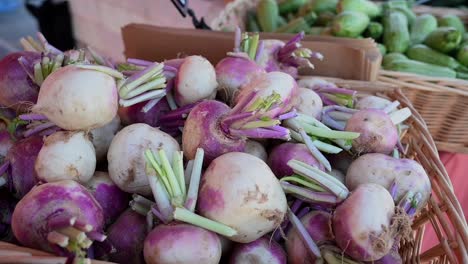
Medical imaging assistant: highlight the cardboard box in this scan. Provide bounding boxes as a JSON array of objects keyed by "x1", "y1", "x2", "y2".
[{"x1": 122, "y1": 24, "x2": 381, "y2": 81}]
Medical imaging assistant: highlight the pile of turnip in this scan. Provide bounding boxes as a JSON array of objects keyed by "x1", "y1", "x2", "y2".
[{"x1": 0, "y1": 30, "x2": 432, "y2": 264}]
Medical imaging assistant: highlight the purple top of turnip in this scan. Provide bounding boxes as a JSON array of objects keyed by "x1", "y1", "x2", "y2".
[{"x1": 0, "y1": 51, "x2": 40, "y2": 113}]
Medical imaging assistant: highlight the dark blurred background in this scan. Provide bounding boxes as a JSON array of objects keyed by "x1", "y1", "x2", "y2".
[{"x1": 0, "y1": 0, "x2": 75, "y2": 57}]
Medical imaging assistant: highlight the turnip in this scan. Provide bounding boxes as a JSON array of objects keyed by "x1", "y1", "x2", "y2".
[
  {"x1": 144, "y1": 223, "x2": 222, "y2": 264},
  {"x1": 216, "y1": 56, "x2": 265, "y2": 104},
  {"x1": 345, "y1": 109, "x2": 398, "y2": 154},
  {"x1": 286, "y1": 211, "x2": 333, "y2": 264},
  {"x1": 2, "y1": 136, "x2": 43, "y2": 198},
  {"x1": 174, "y1": 55, "x2": 217, "y2": 106},
  {"x1": 256, "y1": 32, "x2": 323, "y2": 78},
  {"x1": 35, "y1": 131, "x2": 96, "y2": 183},
  {"x1": 268, "y1": 143, "x2": 324, "y2": 178},
  {"x1": 346, "y1": 153, "x2": 431, "y2": 210},
  {"x1": 0, "y1": 51, "x2": 40, "y2": 113},
  {"x1": 105, "y1": 209, "x2": 147, "y2": 264},
  {"x1": 11, "y1": 180, "x2": 105, "y2": 258},
  {"x1": 90, "y1": 116, "x2": 121, "y2": 161},
  {"x1": 197, "y1": 152, "x2": 287, "y2": 243},
  {"x1": 216, "y1": 30, "x2": 266, "y2": 104},
  {"x1": 107, "y1": 123, "x2": 180, "y2": 195},
  {"x1": 84, "y1": 171, "x2": 129, "y2": 225},
  {"x1": 234, "y1": 71, "x2": 298, "y2": 112},
  {"x1": 245, "y1": 140, "x2": 268, "y2": 162},
  {"x1": 332, "y1": 183, "x2": 411, "y2": 261},
  {"x1": 183, "y1": 72, "x2": 297, "y2": 163},
  {"x1": 294, "y1": 88, "x2": 323, "y2": 119},
  {"x1": 229, "y1": 237, "x2": 286, "y2": 264},
  {"x1": 31, "y1": 65, "x2": 120, "y2": 130}
]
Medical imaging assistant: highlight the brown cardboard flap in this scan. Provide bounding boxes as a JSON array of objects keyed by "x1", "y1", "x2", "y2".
[{"x1": 122, "y1": 24, "x2": 381, "y2": 81}]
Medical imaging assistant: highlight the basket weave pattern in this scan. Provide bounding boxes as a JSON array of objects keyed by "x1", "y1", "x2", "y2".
[
  {"x1": 378, "y1": 70, "x2": 468, "y2": 154},
  {"x1": 323, "y1": 78, "x2": 468, "y2": 264}
]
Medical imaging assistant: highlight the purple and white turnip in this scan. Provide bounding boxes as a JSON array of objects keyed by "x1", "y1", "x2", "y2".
[
  {"x1": 107, "y1": 123, "x2": 180, "y2": 195},
  {"x1": 0, "y1": 51, "x2": 40, "y2": 113},
  {"x1": 346, "y1": 153, "x2": 431, "y2": 209},
  {"x1": 84, "y1": 171, "x2": 129, "y2": 225},
  {"x1": 332, "y1": 183, "x2": 410, "y2": 262},
  {"x1": 104, "y1": 209, "x2": 147, "y2": 264},
  {"x1": 35, "y1": 131, "x2": 96, "y2": 183},
  {"x1": 11, "y1": 180, "x2": 104, "y2": 257},
  {"x1": 197, "y1": 152, "x2": 287, "y2": 243},
  {"x1": 229, "y1": 237, "x2": 286, "y2": 264},
  {"x1": 2, "y1": 136, "x2": 43, "y2": 198},
  {"x1": 286, "y1": 211, "x2": 334, "y2": 264},
  {"x1": 32, "y1": 65, "x2": 120, "y2": 130},
  {"x1": 144, "y1": 223, "x2": 222, "y2": 264}
]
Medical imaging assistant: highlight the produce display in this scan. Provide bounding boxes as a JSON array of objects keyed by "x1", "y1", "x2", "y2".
[
  {"x1": 0, "y1": 29, "x2": 431, "y2": 264},
  {"x1": 246, "y1": 0, "x2": 468, "y2": 80}
]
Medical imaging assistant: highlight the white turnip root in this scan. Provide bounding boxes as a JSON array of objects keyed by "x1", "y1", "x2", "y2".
[
  {"x1": 84, "y1": 171, "x2": 129, "y2": 225},
  {"x1": 90, "y1": 115, "x2": 121, "y2": 161},
  {"x1": 174, "y1": 55, "x2": 217, "y2": 106},
  {"x1": 345, "y1": 109, "x2": 398, "y2": 154},
  {"x1": 32, "y1": 65, "x2": 119, "y2": 130},
  {"x1": 234, "y1": 71, "x2": 298, "y2": 111},
  {"x1": 11, "y1": 180, "x2": 104, "y2": 255},
  {"x1": 197, "y1": 152, "x2": 287, "y2": 243},
  {"x1": 229, "y1": 237, "x2": 286, "y2": 264},
  {"x1": 35, "y1": 131, "x2": 96, "y2": 183},
  {"x1": 333, "y1": 183, "x2": 408, "y2": 261},
  {"x1": 346, "y1": 153, "x2": 431, "y2": 209},
  {"x1": 107, "y1": 123, "x2": 180, "y2": 195},
  {"x1": 144, "y1": 223, "x2": 222, "y2": 264},
  {"x1": 294, "y1": 88, "x2": 323, "y2": 119}
]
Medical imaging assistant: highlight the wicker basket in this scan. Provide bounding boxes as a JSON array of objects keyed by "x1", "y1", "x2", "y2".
[
  {"x1": 1, "y1": 78, "x2": 466, "y2": 263},
  {"x1": 412, "y1": 5, "x2": 468, "y2": 24},
  {"x1": 0, "y1": 241, "x2": 115, "y2": 263},
  {"x1": 321, "y1": 77, "x2": 468, "y2": 263},
  {"x1": 378, "y1": 70, "x2": 468, "y2": 154}
]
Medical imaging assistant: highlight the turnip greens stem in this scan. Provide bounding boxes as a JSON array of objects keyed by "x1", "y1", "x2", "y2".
[
  {"x1": 287, "y1": 207, "x2": 322, "y2": 258},
  {"x1": 184, "y1": 148, "x2": 204, "y2": 212},
  {"x1": 145, "y1": 148, "x2": 236, "y2": 236},
  {"x1": 299, "y1": 129, "x2": 332, "y2": 171},
  {"x1": 281, "y1": 181, "x2": 338, "y2": 204},
  {"x1": 390, "y1": 107, "x2": 411, "y2": 125},
  {"x1": 174, "y1": 207, "x2": 237, "y2": 237},
  {"x1": 288, "y1": 160, "x2": 349, "y2": 201}
]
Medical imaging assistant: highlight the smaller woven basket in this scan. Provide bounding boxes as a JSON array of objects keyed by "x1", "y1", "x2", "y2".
[
  {"x1": 0, "y1": 241, "x2": 115, "y2": 264},
  {"x1": 321, "y1": 77, "x2": 468, "y2": 264},
  {"x1": 378, "y1": 70, "x2": 468, "y2": 154}
]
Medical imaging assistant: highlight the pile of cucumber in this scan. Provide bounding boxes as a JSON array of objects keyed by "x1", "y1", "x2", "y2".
[{"x1": 248, "y1": 0, "x2": 468, "y2": 80}]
